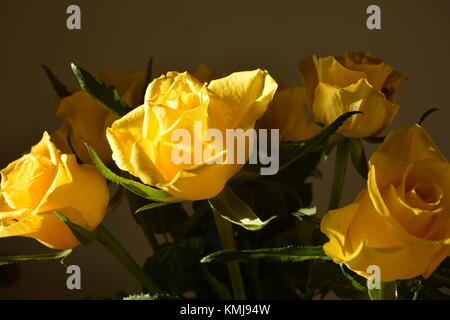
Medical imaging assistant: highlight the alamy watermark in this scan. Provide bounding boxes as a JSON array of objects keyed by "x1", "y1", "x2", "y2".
[
  {"x1": 66, "y1": 265, "x2": 81, "y2": 290},
  {"x1": 66, "y1": 5, "x2": 81, "y2": 30},
  {"x1": 171, "y1": 121, "x2": 280, "y2": 175},
  {"x1": 367, "y1": 265, "x2": 381, "y2": 289}
]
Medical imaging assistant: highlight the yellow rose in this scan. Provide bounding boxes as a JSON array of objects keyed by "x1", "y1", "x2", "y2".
[
  {"x1": 52, "y1": 65, "x2": 215, "y2": 164},
  {"x1": 106, "y1": 69, "x2": 278, "y2": 200},
  {"x1": 53, "y1": 70, "x2": 147, "y2": 163},
  {"x1": 299, "y1": 51, "x2": 407, "y2": 138},
  {"x1": 0, "y1": 132, "x2": 109, "y2": 250},
  {"x1": 260, "y1": 85, "x2": 320, "y2": 142},
  {"x1": 321, "y1": 125, "x2": 450, "y2": 281}
]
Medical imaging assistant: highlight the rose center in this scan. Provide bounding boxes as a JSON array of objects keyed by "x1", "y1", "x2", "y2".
[{"x1": 406, "y1": 182, "x2": 443, "y2": 211}]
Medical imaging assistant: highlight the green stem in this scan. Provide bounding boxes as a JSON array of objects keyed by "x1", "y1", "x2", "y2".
[
  {"x1": 304, "y1": 260, "x2": 317, "y2": 299},
  {"x1": 213, "y1": 212, "x2": 246, "y2": 300},
  {"x1": 379, "y1": 281, "x2": 397, "y2": 300},
  {"x1": 328, "y1": 138, "x2": 350, "y2": 210},
  {"x1": 412, "y1": 281, "x2": 422, "y2": 300},
  {"x1": 96, "y1": 225, "x2": 163, "y2": 295}
]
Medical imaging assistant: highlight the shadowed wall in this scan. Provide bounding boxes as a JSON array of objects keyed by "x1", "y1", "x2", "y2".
[{"x1": 0, "y1": 0, "x2": 448, "y2": 299}]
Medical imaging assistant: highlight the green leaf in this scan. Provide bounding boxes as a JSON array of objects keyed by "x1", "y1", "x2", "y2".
[
  {"x1": 65, "y1": 126, "x2": 82, "y2": 164},
  {"x1": 135, "y1": 202, "x2": 169, "y2": 214},
  {"x1": 208, "y1": 185, "x2": 276, "y2": 231},
  {"x1": 144, "y1": 239, "x2": 206, "y2": 295},
  {"x1": 55, "y1": 210, "x2": 164, "y2": 294},
  {"x1": 292, "y1": 207, "x2": 317, "y2": 219},
  {"x1": 429, "y1": 271, "x2": 450, "y2": 287},
  {"x1": 339, "y1": 264, "x2": 366, "y2": 291},
  {"x1": 202, "y1": 265, "x2": 232, "y2": 300},
  {"x1": 172, "y1": 201, "x2": 209, "y2": 236},
  {"x1": 123, "y1": 293, "x2": 156, "y2": 300},
  {"x1": 53, "y1": 210, "x2": 97, "y2": 245},
  {"x1": 71, "y1": 63, "x2": 131, "y2": 117},
  {"x1": 310, "y1": 112, "x2": 361, "y2": 145},
  {"x1": 368, "y1": 287, "x2": 380, "y2": 300},
  {"x1": 86, "y1": 144, "x2": 181, "y2": 203},
  {"x1": 41, "y1": 65, "x2": 71, "y2": 98},
  {"x1": 349, "y1": 138, "x2": 368, "y2": 180},
  {"x1": 201, "y1": 245, "x2": 331, "y2": 264},
  {"x1": 123, "y1": 293, "x2": 176, "y2": 300},
  {"x1": 279, "y1": 111, "x2": 361, "y2": 171},
  {"x1": 412, "y1": 281, "x2": 422, "y2": 300},
  {"x1": 0, "y1": 250, "x2": 72, "y2": 266},
  {"x1": 368, "y1": 281, "x2": 397, "y2": 300}
]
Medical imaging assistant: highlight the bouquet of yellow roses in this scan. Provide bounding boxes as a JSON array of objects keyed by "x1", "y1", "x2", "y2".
[{"x1": 1, "y1": 51, "x2": 448, "y2": 300}]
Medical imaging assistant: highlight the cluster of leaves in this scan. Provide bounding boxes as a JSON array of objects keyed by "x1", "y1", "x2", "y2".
[{"x1": 67, "y1": 61, "x2": 365, "y2": 299}]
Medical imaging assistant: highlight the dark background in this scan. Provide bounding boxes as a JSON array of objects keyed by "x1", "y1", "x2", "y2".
[{"x1": 0, "y1": 0, "x2": 449, "y2": 299}]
